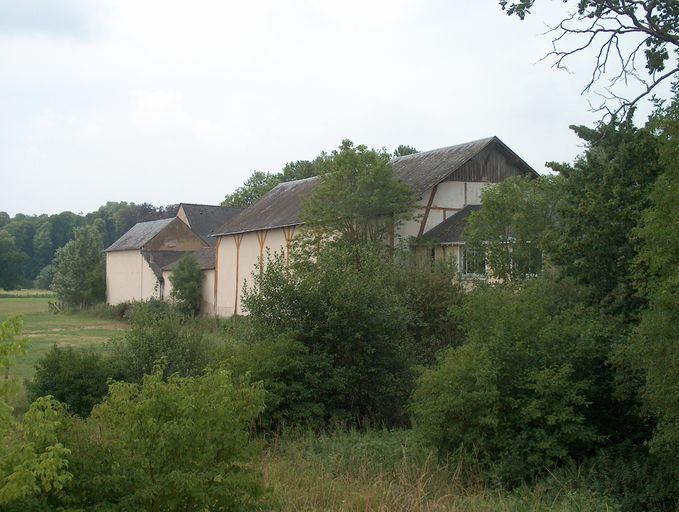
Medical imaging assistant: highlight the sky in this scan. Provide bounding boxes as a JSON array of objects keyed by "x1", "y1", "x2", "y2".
[{"x1": 0, "y1": 0, "x2": 663, "y2": 216}]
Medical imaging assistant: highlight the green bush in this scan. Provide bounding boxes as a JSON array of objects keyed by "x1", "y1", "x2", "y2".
[
  {"x1": 223, "y1": 335, "x2": 336, "y2": 431},
  {"x1": 411, "y1": 274, "x2": 622, "y2": 484},
  {"x1": 169, "y1": 253, "x2": 203, "y2": 317},
  {"x1": 243, "y1": 246, "x2": 414, "y2": 427},
  {"x1": 60, "y1": 369, "x2": 268, "y2": 511},
  {"x1": 110, "y1": 302, "x2": 215, "y2": 382},
  {"x1": 28, "y1": 346, "x2": 112, "y2": 417}
]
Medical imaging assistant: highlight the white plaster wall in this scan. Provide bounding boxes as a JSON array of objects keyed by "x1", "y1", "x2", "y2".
[
  {"x1": 106, "y1": 251, "x2": 161, "y2": 304},
  {"x1": 200, "y1": 269, "x2": 215, "y2": 314},
  {"x1": 214, "y1": 228, "x2": 289, "y2": 317}
]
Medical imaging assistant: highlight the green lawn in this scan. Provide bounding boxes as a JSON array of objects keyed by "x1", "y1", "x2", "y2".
[{"x1": 0, "y1": 293, "x2": 128, "y2": 382}]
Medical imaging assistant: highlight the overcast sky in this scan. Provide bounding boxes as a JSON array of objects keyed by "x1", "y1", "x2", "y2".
[{"x1": 0, "y1": 0, "x2": 660, "y2": 216}]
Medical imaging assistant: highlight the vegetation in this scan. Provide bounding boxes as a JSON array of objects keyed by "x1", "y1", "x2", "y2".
[
  {"x1": 0, "y1": 202, "x2": 177, "y2": 290},
  {"x1": 51, "y1": 224, "x2": 106, "y2": 309},
  {"x1": 169, "y1": 253, "x2": 203, "y2": 317}
]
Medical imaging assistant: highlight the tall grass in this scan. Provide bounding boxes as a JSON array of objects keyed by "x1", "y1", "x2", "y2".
[{"x1": 260, "y1": 429, "x2": 618, "y2": 512}]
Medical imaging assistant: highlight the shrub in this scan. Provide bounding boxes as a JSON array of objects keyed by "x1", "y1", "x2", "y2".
[
  {"x1": 223, "y1": 335, "x2": 336, "y2": 431},
  {"x1": 411, "y1": 274, "x2": 621, "y2": 484},
  {"x1": 60, "y1": 369, "x2": 268, "y2": 511},
  {"x1": 28, "y1": 346, "x2": 112, "y2": 417},
  {"x1": 243, "y1": 246, "x2": 414, "y2": 427},
  {"x1": 109, "y1": 301, "x2": 215, "y2": 382},
  {"x1": 169, "y1": 253, "x2": 202, "y2": 317}
]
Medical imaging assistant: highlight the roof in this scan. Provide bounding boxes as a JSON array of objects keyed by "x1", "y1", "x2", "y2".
[
  {"x1": 105, "y1": 218, "x2": 175, "y2": 252},
  {"x1": 141, "y1": 251, "x2": 186, "y2": 279},
  {"x1": 212, "y1": 176, "x2": 320, "y2": 236},
  {"x1": 213, "y1": 136, "x2": 536, "y2": 237},
  {"x1": 421, "y1": 205, "x2": 481, "y2": 244},
  {"x1": 179, "y1": 204, "x2": 242, "y2": 246},
  {"x1": 391, "y1": 136, "x2": 537, "y2": 194},
  {"x1": 160, "y1": 248, "x2": 216, "y2": 271}
]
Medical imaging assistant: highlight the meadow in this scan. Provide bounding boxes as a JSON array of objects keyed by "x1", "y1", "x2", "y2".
[{"x1": 0, "y1": 291, "x2": 127, "y2": 382}]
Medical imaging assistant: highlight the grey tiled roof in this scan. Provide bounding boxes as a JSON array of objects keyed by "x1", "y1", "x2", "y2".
[
  {"x1": 179, "y1": 204, "x2": 242, "y2": 246},
  {"x1": 212, "y1": 176, "x2": 320, "y2": 236},
  {"x1": 421, "y1": 205, "x2": 481, "y2": 244},
  {"x1": 213, "y1": 136, "x2": 536, "y2": 237},
  {"x1": 105, "y1": 218, "x2": 174, "y2": 252},
  {"x1": 392, "y1": 136, "x2": 537, "y2": 194},
  {"x1": 160, "y1": 248, "x2": 216, "y2": 271},
  {"x1": 141, "y1": 251, "x2": 186, "y2": 279}
]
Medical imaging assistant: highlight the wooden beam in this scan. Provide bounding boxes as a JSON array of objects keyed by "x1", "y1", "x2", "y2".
[
  {"x1": 418, "y1": 184, "x2": 438, "y2": 238},
  {"x1": 233, "y1": 233, "x2": 244, "y2": 316}
]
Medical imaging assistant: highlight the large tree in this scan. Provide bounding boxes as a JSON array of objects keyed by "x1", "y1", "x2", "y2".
[
  {"x1": 0, "y1": 232, "x2": 27, "y2": 290},
  {"x1": 500, "y1": 0, "x2": 679, "y2": 116},
  {"x1": 301, "y1": 140, "x2": 416, "y2": 250}
]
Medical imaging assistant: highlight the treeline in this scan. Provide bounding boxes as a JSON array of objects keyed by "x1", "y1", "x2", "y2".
[{"x1": 0, "y1": 202, "x2": 178, "y2": 290}]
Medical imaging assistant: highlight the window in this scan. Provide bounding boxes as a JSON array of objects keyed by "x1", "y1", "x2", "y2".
[{"x1": 462, "y1": 247, "x2": 486, "y2": 276}]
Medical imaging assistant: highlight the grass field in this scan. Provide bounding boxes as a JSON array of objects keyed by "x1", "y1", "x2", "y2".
[{"x1": 0, "y1": 292, "x2": 128, "y2": 382}]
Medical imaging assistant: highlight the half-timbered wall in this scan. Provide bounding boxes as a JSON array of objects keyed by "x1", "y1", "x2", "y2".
[{"x1": 214, "y1": 227, "x2": 290, "y2": 317}]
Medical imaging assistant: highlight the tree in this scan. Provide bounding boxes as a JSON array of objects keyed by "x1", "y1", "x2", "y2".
[
  {"x1": 546, "y1": 117, "x2": 663, "y2": 318},
  {"x1": 393, "y1": 144, "x2": 419, "y2": 157},
  {"x1": 0, "y1": 232, "x2": 27, "y2": 290},
  {"x1": 629, "y1": 92, "x2": 679, "y2": 500},
  {"x1": 500, "y1": 0, "x2": 679, "y2": 116},
  {"x1": 51, "y1": 225, "x2": 105, "y2": 309},
  {"x1": 169, "y1": 253, "x2": 203, "y2": 317},
  {"x1": 464, "y1": 176, "x2": 558, "y2": 281},
  {"x1": 302, "y1": 140, "x2": 416, "y2": 249},
  {"x1": 222, "y1": 171, "x2": 280, "y2": 207}
]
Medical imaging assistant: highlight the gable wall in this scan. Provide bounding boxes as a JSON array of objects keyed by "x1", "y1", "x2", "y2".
[
  {"x1": 144, "y1": 220, "x2": 206, "y2": 252},
  {"x1": 106, "y1": 250, "x2": 161, "y2": 304}
]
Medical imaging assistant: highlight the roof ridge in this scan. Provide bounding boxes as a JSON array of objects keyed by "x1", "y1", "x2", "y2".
[{"x1": 390, "y1": 136, "x2": 496, "y2": 163}]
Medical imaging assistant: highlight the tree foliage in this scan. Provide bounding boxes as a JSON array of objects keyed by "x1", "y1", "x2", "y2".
[
  {"x1": 546, "y1": 117, "x2": 663, "y2": 318},
  {"x1": 302, "y1": 140, "x2": 416, "y2": 248},
  {"x1": 500, "y1": 0, "x2": 679, "y2": 116},
  {"x1": 169, "y1": 253, "x2": 203, "y2": 317},
  {"x1": 0, "y1": 232, "x2": 27, "y2": 291},
  {"x1": 464, "y1": 176, "x2": 557, "y2": 281},
  {"x1": 0, "y1": 318, "x2": 72, "y2": 508},
  {"x1": 411, "y1": 275, "x2": 625, "y2": 483},
  {"x1": 51, "y1": 224, "x2": 106, "y2": 308}
]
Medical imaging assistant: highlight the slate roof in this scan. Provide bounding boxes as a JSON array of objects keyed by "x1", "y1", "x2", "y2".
[
  {"x1": 212, "y1": 136, "x2": 536, "y2": 237},
  {"x1": 179, "y1": 204, "x2": 242, "y2": 246},
  {"x1": 105, "y1": 218, "x2": 175, "y2": 252},
  {"x1": 212, "y1": 176, "x2": 320, "y2": 236},
  {"x1": 421, "y1": 205, "x2": 481, "y2": 244},
  {"x1": 392, "y1": 136, "x2": 537, "y2": 194},
  {"x1": 141, "y1": 251, "x2": 187, "y2": 279},
  {"x1": 160, "y1": 248, "x2": 216, "y2": 271}
]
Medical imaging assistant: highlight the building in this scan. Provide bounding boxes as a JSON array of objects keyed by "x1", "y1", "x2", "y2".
[
  {"x1": 105, "y1": 204, "x2": 241, "y2": 310},
  {"x1": 210, "y1": 136, "x2": 538, "y2": 316}
]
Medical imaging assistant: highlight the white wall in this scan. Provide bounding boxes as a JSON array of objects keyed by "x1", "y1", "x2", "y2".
[
  {"x1": 106, "y1": 251, "x2": 161, "y2": 304},
  {"x1": 214, "y1": 228, "x2": 289, "y2": 317}
]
